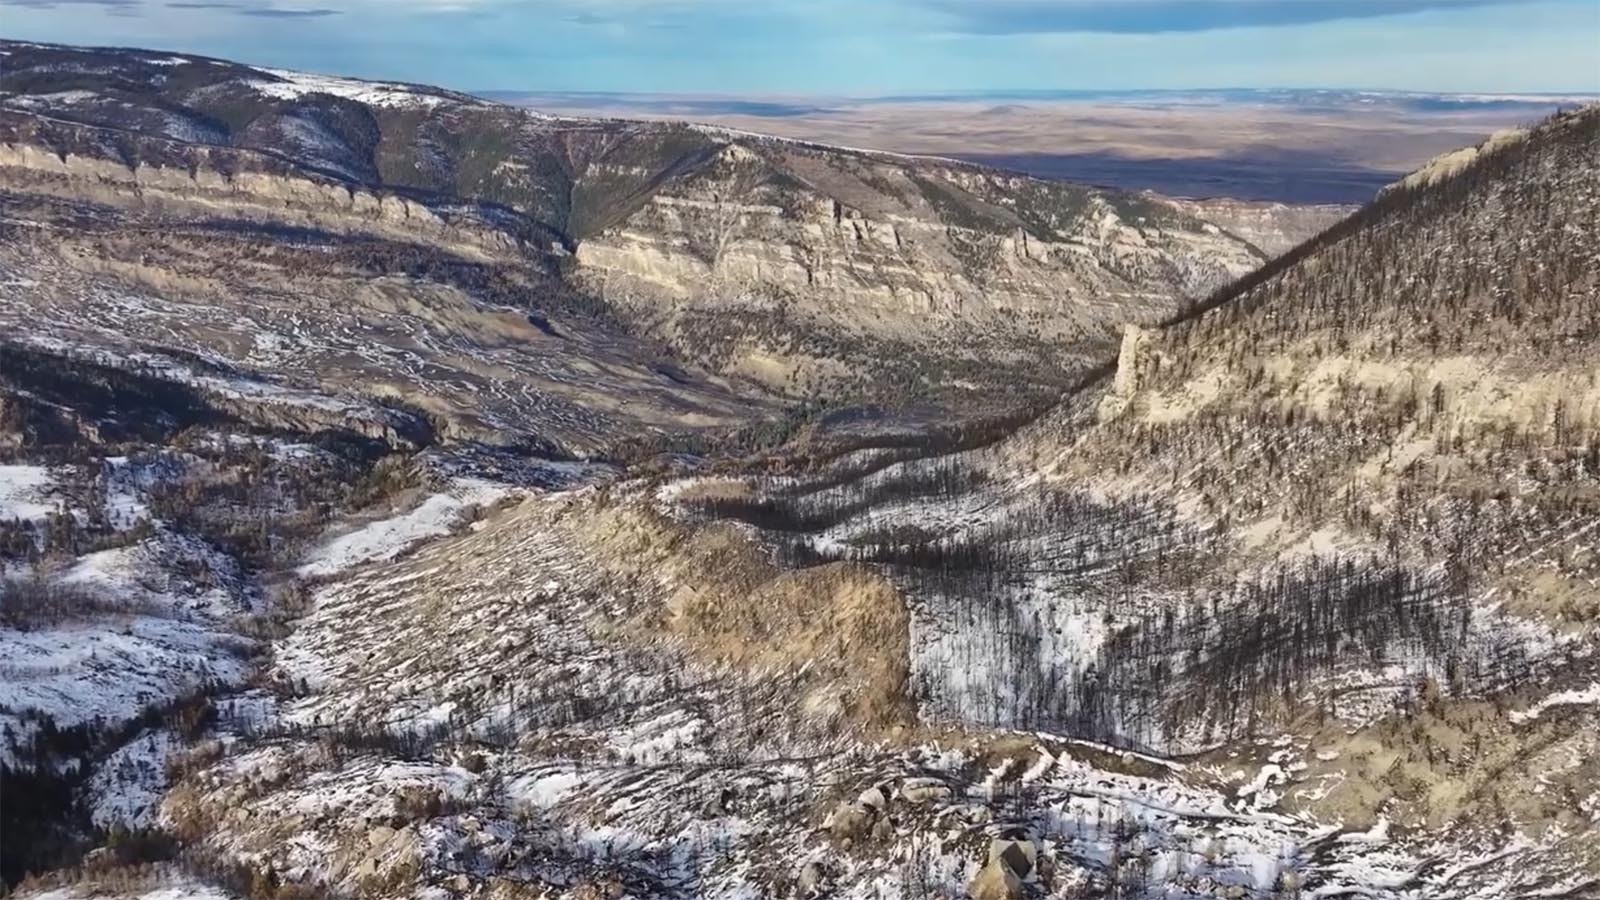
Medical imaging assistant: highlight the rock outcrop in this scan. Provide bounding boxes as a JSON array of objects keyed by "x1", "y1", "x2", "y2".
[
  {"x1": 1164, "y1": 195, "x2": 1355, "y2": 255},
  {"x1": 1380, "y1": 127, "x2": 1530, "y2": 196},
  {"x1": 969, "y1": 857, "x2": 1025, "y2": 900}
]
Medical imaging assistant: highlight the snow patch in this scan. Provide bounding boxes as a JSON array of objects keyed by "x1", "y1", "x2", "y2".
[
  {"x1": 0, "y1": 616, "x2": 251, "y2": 757},
  {"x1": 0, "y1": 464, "x2": 58, "y2": 522},
  {"x1": 87, "y1": 728, "x2": 180, "y2": 829},
  {"x1": 295, "y1": 480, "x2": 512, "y2": 579},
  {"x1": 1511, "y1": 682, "x2": 1600, "y2": 723},
  {"x1": 248, "y1": 68, "x2": 463, "y2": 109}
]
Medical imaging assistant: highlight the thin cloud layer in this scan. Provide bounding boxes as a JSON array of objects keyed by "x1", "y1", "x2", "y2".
[
  {"x1": 4, "y1": 0, "x2": 340, "y2": 12},
  {"x1": 1, "y1": 0, "x2": 1595, "y2": 93},
  {"x1": 163, "y1": 1, "x2": 341, "y2": 15},
  {"x1": 921, "y1": 0, "x2": 1541, "y2": 35},
  {"x1": 0, "y1": 0, "x2": 1555, "y2": 30}
]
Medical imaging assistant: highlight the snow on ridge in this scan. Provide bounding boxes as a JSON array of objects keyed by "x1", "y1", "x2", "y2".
[
  {"x1": 1510, "y1": 682, "x2": 1600, "y2": 723},
  {"x1": 295, "y1": 479, "x2": 513, "y2": 579},
  {"x1": 60, "y1": 529, "x2": 250, "y2": 620},
  {"x1": 248, "y1": 66, "x2": 470, "y2": 110},
  {"x1": 1, "y1": 476, "x2": 255, "y2": 768},
  {"x1": 1, "y1": 89, "x2": 102, "y2": 108},
  {"x1": 270, "y1": 112, "x2": 368, "y2": 180},
  {"x1": 508, "y1": 768, "x2": 587, "y2": 810},
  {"x1": 17, "y1": 334, "x2": 403, "y2": 423},
  {"x1": 161, "y1": 111, "x2": 226, "y2": 145}
]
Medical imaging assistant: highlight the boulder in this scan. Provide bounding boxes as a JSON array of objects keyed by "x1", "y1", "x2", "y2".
[
  {"x1": 969, "y1": 857, "x2": 1024, "y2": 900},
  {"x1": 857, "y1": 786, "x2": 889, "y2": 812},
  {"x1": 828, "y1": 801, "x2": 875, "y2": 841},
  {"x1": 797, "y1": 859, "x2": 828, "y2": 896},
  {"x1": 988, "y1": 837, "x2": 1037, "y2": 879},
  {"x1": 453, "y1": 749, "x2": 487, "y2": 773}
]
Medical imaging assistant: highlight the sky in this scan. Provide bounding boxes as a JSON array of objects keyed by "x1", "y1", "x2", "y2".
[{"x1": 2, "y1": 0, "x2": 1598, "y2": 95}]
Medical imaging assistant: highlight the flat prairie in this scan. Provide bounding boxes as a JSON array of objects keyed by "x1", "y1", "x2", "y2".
[{"x1": 492, "y1": 89, "x2": 1593, "y2": 202}]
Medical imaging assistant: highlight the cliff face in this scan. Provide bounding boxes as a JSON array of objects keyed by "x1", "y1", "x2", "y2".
[
  {"x1": 0, "y1": 123, "x2": 548, "y2": 264},
  {"x1": 1162, "y1": 195, "x2": 1355, "y2": 256},
  {"x1": 0, "y1": 40, "x2": 1276, "y2": 405},
  {"x1": 575, "y1": 141, "x2": 1266, "y2": 382},
  {"x1": 568, "y1": 148, "x2": 1276, "y2": 399}
]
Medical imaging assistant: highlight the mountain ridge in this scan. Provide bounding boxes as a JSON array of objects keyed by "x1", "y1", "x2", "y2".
[{"x1": 0, "y1": 39, "x2": 1337, "y2": 420}]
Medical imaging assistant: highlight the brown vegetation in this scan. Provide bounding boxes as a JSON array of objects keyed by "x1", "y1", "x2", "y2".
[{"x1": 564, "y1": 495, "x2": 916, "y2": 735}]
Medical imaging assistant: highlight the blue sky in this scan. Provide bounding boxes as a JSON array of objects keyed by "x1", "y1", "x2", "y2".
[{"x1": 3, "y1": 0, "x2": 1597, "y2": 94}]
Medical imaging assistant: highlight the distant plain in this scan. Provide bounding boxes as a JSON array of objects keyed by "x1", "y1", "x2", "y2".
[{"x1": 489, "y1": 89, "x2": 1595, "y2": 202}]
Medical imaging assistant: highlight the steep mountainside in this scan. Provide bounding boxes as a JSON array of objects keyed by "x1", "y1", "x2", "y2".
[
  {"x1": 1037, "y1": 105, "x2": 1600, "y2": 742},
  {"x1": 0, "y1": 40, "x2": 1272, "y2": 411},
  {"x1": 601, "y1": 106, "x2": 1599, "y2": 895}
]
